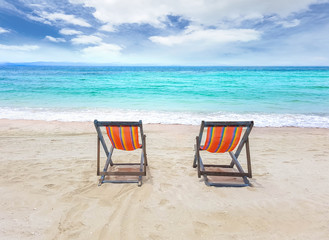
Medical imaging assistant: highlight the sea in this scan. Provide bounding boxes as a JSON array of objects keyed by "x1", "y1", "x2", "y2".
[{"x1": 1, "y1": 65, "x2": 329, "y2": 128}]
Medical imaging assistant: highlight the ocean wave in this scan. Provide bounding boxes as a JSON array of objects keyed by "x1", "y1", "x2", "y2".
[{"x1": 1, "y1": 107, "x2": 329, "y2": 128}]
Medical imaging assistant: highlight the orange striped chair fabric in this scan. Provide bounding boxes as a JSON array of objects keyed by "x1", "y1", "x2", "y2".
[
  {"x1": 106, "y1": 126, "x2": 141, "y2": 151},
  {"x1": 202, "y1": 126, "x2": 243, "y2": 153}
]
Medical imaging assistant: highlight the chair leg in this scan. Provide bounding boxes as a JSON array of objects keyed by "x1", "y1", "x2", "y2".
[
  {"x1": 98, "y1": 153, "x2": 113, "y2": 186},
  {"x1": 242, "y1": 176, "x2": 250, "y2": 185},
  {"x1": 138, "y1": 176, "x2": 142, "y2": 187},
  {"x1": 246, "y1": 138, "x2": 252, "y2": 178},
  {"x1": 138, "y1": 151, "x2": 145, "y2": 187},
  {"x1": 143, "y1": 135, "x2": 148, "y2": 166},
  {"x1": 193, "y1": 140, "x2": 198, "y2": 168},
  {"x1": 197, "y1": 155, "x2": 202, "y2": 178}
]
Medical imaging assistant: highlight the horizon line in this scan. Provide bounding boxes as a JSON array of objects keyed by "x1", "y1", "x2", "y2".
[{"x1": 1, "y1": 62, "x2": 329, "y2": 67}]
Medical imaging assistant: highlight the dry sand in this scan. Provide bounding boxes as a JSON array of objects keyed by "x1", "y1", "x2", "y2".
[{"x1": 0, "y1": 119, "x2": 329, "y2": 239}]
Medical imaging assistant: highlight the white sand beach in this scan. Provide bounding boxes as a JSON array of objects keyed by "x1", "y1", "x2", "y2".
[{"x1": 1, "y1": 119, "x2": 329, "y2": 239}]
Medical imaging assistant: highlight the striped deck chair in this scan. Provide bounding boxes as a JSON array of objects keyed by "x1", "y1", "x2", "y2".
[
  {"x1": 193, "y1": 121, "x2": 254, "y2": 187},
  {"x1": 94, "y1": 120, "x2": 147, "y2": 186}
]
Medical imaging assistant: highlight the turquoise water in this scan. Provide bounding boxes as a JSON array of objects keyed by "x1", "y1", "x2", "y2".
[{"x1": 0, "y1": 66, "x2": 329, "y2": 127}]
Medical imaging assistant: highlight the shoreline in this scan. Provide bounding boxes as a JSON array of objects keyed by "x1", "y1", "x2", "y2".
[
  {"x1": 1, "y1": 119, "x2": 329, "y2": 239},
  {"x1": 1, "y1": 107, "x2": 329, "y2": 128},
  {"x1": 1, "y1": 118, "x2": 329, "y2": 129}
]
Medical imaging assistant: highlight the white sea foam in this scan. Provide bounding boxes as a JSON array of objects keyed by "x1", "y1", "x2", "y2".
[{"x1": 1, "y1": 107, "x2": 329, "y2": 128}]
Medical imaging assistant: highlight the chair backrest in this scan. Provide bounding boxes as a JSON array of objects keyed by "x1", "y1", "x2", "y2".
[
  {"x1": 202, "y1": 126, "x2": 243, "y2": 153},
  {"x1": 106, "y1": 125, "x2": 141, "y2": 151},
  {"x1": 94, "y1": 120, "x2": 144, "y2": 153},
  {"x1": 198, "y1": 121, "x2": 253, "y2": 154}
]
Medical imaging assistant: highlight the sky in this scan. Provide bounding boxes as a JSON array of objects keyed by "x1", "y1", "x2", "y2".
[{"x1": 0, "y1": 0, "x2": 329, "y2": 66}]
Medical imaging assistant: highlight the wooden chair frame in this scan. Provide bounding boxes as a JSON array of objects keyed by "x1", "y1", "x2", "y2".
[
  {"x1": 94, "y1": 120, "x2": 148, "y2": 187},
  {"x1": 193, "y1": 121, "x2": 254, "y2": 187}
]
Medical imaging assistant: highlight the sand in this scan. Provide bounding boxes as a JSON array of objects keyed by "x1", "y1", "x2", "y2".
[{"x1": 0, "y1": 119, "x2": 329, "y2": 239}]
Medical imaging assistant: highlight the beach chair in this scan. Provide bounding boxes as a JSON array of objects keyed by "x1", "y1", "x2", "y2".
[
  {"x1": 94, "y1": 120, "x2": 147, "y2": 186},
  {"x1": 193, "y1": 121, "x2": 253, "y2": 187}
]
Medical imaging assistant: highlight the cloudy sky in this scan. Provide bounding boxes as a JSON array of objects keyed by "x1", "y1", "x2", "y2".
[{"x1": 0, "y1": 0, "x2": 329, "y2": 65}]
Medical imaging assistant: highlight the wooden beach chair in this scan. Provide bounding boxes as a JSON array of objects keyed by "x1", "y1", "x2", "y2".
[
  {"x1": 193, "y1": 121, "x2": 254, "y2": 187},
  {"x1": 94, "y1": 120, "x2": 147, "y2": 186}
]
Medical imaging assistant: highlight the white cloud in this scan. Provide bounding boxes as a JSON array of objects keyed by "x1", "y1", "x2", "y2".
[
  {"x1": 0, "y1": 0, "x2": 23, "y2": 14},
  {"x1": 70, "y1": 0, "x2": 168, "y2": 27},
  {"x1": 0, "y1": 44, "x2": 39, "y2": 51},
  {"x1": 45, "y1": 36, "x2": 66, "y2": 42},
  {"x1": 82, "y1": 43, "x2": 122, "y2": 54},
  {"x1": 150, "y1": 28, "x2": 261, "y2": 46},
  {"x1": 27, "y1": 14, "x2": 52, "y2": 24},
  {"x1": 59, "y1": 28, "x2": 83, "y2": 35},
  {"x1": 70, "y1": 0, "x2": 328, "y2": 28},
  {"x1": 100, "y1": 23, "x2": 116, "y2": 32},
  {"x1": 277, "y1": 19, "x2": 301, "y2": 28},
  {"x1": 81, "y1": 43, "x2": 123, "y2": 62},
  {"x1": 39, "y1": 11, "x2": 91, "y2": 27},
  {"x1": 71, "y1": 35, "x2": 103, "y2": 45},
  {"x1": 0, "y1": 27, "x2": 9, "y2": 34},
  {"x1": 0, "y1": 44, "x2": 83, "y2": 63}
]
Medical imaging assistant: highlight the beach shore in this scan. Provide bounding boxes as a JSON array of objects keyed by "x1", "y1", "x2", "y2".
[{"x1": 0, "y1": 119, "x2": 329, "y2": 239}]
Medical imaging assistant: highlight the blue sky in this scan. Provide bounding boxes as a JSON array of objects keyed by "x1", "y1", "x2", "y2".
[{"x1": 0, "y1": 0, "x2": 329, "y2": 65}]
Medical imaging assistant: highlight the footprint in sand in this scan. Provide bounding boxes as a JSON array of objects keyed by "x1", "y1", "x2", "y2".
[
  {"x1": 193, "y1": 221, "x2": 209, "y2": 236},
  {"x1": 159, "y1": 199, "x2": 169, "y2": 206},
  {"x1": 155, "y1": 224, "x2": 164, "y2": 230},
  {"x1": 44, "y1": 184, "x2": 56, "y2": 189}
]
